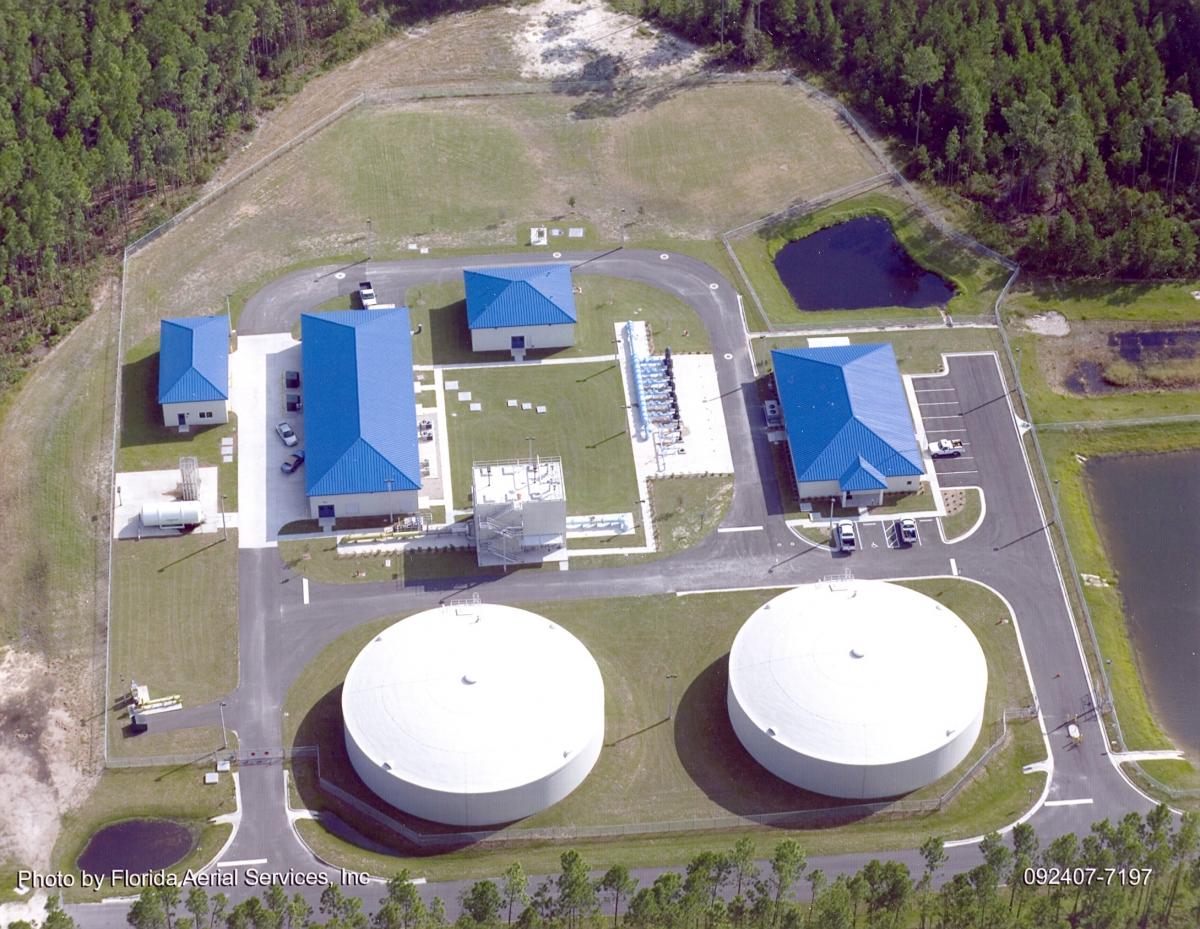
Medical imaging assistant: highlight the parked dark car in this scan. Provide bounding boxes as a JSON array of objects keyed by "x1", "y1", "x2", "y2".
[
  {"x1": 285, "y1": 370, "x2": 301, "y2": 389},
  {"x1": 281, "y1": 451, "x2": 306, "y2": 474}
]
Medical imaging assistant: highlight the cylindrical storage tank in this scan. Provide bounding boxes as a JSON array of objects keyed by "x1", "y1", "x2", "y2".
[
  {"x1": 140, "y1": 501, "x2": 205, "y2": 527},
  {"x1": 341, "y1": 604, "x2": 604, "y2": 826},
  {"x1": 727, "y1": 581, "x2": 987, "y2": 799}
]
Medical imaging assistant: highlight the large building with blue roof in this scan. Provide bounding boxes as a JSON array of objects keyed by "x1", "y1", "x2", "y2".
[
  {"x1": 301, "y1": 309, "x2": 421, "y2": 521},
  {"x1": 463, "y1": 264, "x2": 577, "y2": 356},
  {"x1": 158, "y1": 315, "x2": 231, "y2": 428},
  {"x1": 771, "y1": 344, "x2": 924, "y2": 506}
]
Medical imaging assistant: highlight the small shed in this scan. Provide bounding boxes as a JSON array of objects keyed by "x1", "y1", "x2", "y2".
[{"x1": 463, "y1": 265, "x2": 577, "y2": 358}]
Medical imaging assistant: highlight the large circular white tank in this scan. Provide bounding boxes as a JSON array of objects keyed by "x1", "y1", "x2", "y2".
[
  {"x1": 341, "y1": 603, "x2": 604, "y2": 827},
  {"x1": 727, "y1": 581, "x2": 987, "y2": 800}
]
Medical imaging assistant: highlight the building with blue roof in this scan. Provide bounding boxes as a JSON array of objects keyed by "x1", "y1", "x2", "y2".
[
  {"x1": 771, "y1": 344, "x2": 924, "y2": 506},
  {"x1": 463, "y1": 264, "x2": 577, "y2": 357},
  {"x1": 158, "y1": 315, "x2": 231, "y2": 428},
  {"x1": 301, "y1": 309, "x2": 421, "y2": 521}
]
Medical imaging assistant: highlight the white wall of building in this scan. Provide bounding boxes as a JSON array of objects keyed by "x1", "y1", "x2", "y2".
[
  {"x1": 346, "y1": 719, "x2": 603, "y2": 827},
  {"x1": 308, "y1": 489, "x2": 418, "y2": 520},
  {"x1": 470, "y1": 323, "x2": 575, "y2": 353},
  {"x1": 794, "y1": 474, "x2": 919, "y2": 501},
  {"x1": 161, "y1": 400, "x2": 230, "y2": 427},
  {"x1": 727, "y1": 687, "x2": 984, "y2": 800}
]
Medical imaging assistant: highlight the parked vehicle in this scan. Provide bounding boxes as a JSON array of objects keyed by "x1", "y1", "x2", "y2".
[
  {"x1": 899, "y1": 518, "x2": 918, "y2": 545},
  {"x1": 275, "y1": 421, "x2": 298, "y2": 446},
  {"x1": 836, "y1": 521, "x2": 857, "y2": 551},
  {"x1": 285, "y1": 370, "x2": 301, "y2": 389},
  {"x1": 281, "y1": 451, "x2": 306, "y2": 474},
  {"x1": 285, "y1": 393, "x2": 302, "y2": 412},
  {"x1": 358, "y1": 281, "x2": 377, "y2": 308},
  {"x1": 928, "y1": 438, "x2": 964, "y2": 457}
]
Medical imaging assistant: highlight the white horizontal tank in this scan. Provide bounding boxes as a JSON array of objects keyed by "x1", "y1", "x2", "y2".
[
  {"x1": 727, "y1": 580, "x2": 988, "y2": 799},
  {"x1": 140, "y1": 500, "x2": 205, "y2": 528},
  {"x1": 341, "y1": 603, "x2": 605, "y2": 826}
]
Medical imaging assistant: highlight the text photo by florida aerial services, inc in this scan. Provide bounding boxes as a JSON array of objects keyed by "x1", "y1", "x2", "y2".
[{"x1": 1, "y1": 1, "x2": 1199, "y2": 928}]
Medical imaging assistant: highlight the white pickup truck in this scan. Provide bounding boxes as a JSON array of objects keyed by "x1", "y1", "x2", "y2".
[
  {"x1": 928, "y1": 438, "x2": 964, "y2": 458},
  {"x1": 358, "y1": 281, "x2": 378, "y2": 308}
]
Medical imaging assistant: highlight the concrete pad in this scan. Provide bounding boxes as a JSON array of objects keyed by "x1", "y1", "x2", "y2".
[
  {"x1": 566, "y1": 513, "x2": 636, "y2": 537},
  {"x1": 469, "y1": 402, "x2": 482, "y2": 411},
  {"x1": 445, "y1": 380, "x2": 459, "y2": 390},
  {"x1": 457, "y1": 391, "x2": 472, "y2": 401},
  {"x1": 419, "y1": 247, "x2": 429, "y2": 254},
  {"x1": 507, "y1": 399, "x2": 519, "y2": 407},
  {"x1": 568, "y1": 228, "x2": 585, "y2": 238},
  {"x1": 807, "y1": 336, "x2": 851, "y2": 347},
  {"x1": 229, "y1": 333, "x2": 312, "y2": 548},
  {"x1": 113, "y1": 466, "x2": 223, "y2": 539},
  {"x1": 536, "y1": 406, "x2": 547, "y2": 413},
  {"x1": 521, "y1": 402, "x2": 532, "y2": 410}
]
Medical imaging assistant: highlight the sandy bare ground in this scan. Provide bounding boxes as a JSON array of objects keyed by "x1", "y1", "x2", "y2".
[
  {"x1": 0, "y1": 649, "x2": 99, "y2": 870},
  {"x1": 1022, "y1": 311, "x2": 1070, "y2": 337},
  {"x1": 514, "y1": 0, "x2": 706, "y2": 81}
]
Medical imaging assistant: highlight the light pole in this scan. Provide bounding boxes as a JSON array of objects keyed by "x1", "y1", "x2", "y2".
[
  {"x1": 116, "y1": 484, "x2": 122, "y2": 507},
  {"x1": 219, "y1": 701, "x2": 228, "y2": 750},
  {"x1": 219, "y1": 494, "x2": 228, "y2": 542},
  {"x1": 366, "y1": 217, "x2": 373, "y2": 262},
  {"x1": 384, "y1": 477, "x2": 394, "y2": 526},
  {"x1": 665, "y1": 673, "x2": 679, "y2": 720}
]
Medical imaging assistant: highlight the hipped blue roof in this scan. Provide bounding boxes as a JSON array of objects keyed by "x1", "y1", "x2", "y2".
[
  {"x1": 464, "y1": 264, "x2": 577, "y2": 329},
  {"x1": 158, "y1": 316, "x2": 230, "y2": 404},
  {"x1": 772, "y1": 344, "x2": 923, "y2": 491},
  {"x1": 301, "y1": 310, "x2": 421, "y2": 497}
]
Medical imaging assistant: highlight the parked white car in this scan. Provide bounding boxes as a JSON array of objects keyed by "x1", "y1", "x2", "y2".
[{"x1": 275, "y1": 421, "x2": 298, "y2": 447}]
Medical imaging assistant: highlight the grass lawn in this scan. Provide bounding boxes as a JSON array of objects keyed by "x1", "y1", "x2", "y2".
[
  {"x1": 1005, "y1": 277, "x2": 1200, "y2": 324},
  {"x1": 277, "y1": 541, "x2": 521, "y2": 585},
  {"x1": 444, "y1": 362, "x2": 639, "y2": 516},
  {"x1": 752, "y1": 327, "x2": 1001, "y2": 377},
  {"x1": 1011, "y1": 332, "x2": 1200, "y2": 424},
  {"x1": 942, "y1": 487, "x2": 983, "y2": 541},
  {"x1": 50, "y1": 767, "x2": 235, "y2": 901},
  {"x1": 118, "y1": 335, "x2": 240, "y2": 508},
  {"x1": 731, "y1": 190, "x2": 1012, "y2": 328},
  {"x1": 404, "y1": 275, "x2": 710, "y2": 367},
  {"x1": 646, "y1": 475, "x2": 734, "y2": 556},
  {"x1": 285, "y1": 579, "x2": 1040, "y2": 878},
  {"x1": 123, "y1": 83, "x2": 876, "y2": 349},
  {"x1": 1039, "y1": 423, "x2": 1200, "y2": 755},
  {"x1": 108, "y1": 532, "x2": 239, "y2": 756}
]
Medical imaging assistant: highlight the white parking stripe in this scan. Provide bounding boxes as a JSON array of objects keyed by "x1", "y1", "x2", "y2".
[
  {"x1": 938, "y1": 469, "x2": 980, "y2": 475},
  {"x1": 219, "y1": 859, "x2": 268, "y2": 868},
  {"x1": 949, "y1": 558, "x2": 959, "y2": 576},
  {"x1": 923, "y1": 415, "x2": 963, "y2": 420},
  {"x1": 925, "y1": 428, "x2": 968, "y2": 433},
  {"x1": 302, "y1": 577, "x2": 309, "y2": 605},
  {"x1": 914, "y1": 387, "x2": 956, "y2": 393},
  {"x1": 919, "y1": 401, "x2": 961, "y2": 406},
  {"x1": 1044, "y1": 798, "x2": 1094, "y2": 807}
]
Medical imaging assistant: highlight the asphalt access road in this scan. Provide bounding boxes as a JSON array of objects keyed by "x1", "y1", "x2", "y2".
[{"x1": 64, "y1": 253, "x2": 1160, "y2": 927}]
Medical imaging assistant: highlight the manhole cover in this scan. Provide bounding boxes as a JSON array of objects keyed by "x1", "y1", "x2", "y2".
[
  {"x1": 659, "y1": 254, "x2": 669, "y2": 260},
  {"x1": 724, "y1": 352, "x2": 733, "y2": 360},
  {"x1": 334, "y1": 272, "x2": 346, "y2": 280},
  {"x1": 709, "y1": 283, "x2": 719, "y2": 290},
  {"x1": 552, "y1": 251, "x2": 562, "y2": 258}
]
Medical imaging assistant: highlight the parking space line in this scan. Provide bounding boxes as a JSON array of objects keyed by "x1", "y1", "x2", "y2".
[
  {"x1": 302, "y1": 577, "x2": 309, "y2": 605},
  {"x1": 918, "y1": 401, "x2": 961, "y2": 406},
  {"x1": 925, "y1": 427, "x2": 968, "y2": 433},
  {"x1": 914, "y1": 387, "x2": 956, "y2": 393},
  {"x1": 937, "y1": 469, "x2": 979, "y2": 475},
  {"x1": 923, "y1": 415, "x2": 963, "y2": 420},
  {"x1": 950, "y1": 558, "x2": 959, "y2": 576}
]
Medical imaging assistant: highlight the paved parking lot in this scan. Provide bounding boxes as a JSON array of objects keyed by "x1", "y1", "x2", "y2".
[
  {"x1": 911, "y1": 375, "x2": 981, "y2": 489},
  {"x1": 230, "y1": 334, "x2": 311, "y2": 547}
]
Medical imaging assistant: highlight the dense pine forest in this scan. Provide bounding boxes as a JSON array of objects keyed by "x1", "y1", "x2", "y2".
[
  {"x1": 632, "y1": 0, "x2": 1200, "y2": 280},
  {"x1": 0, "y1": 0, "x2": 395, "y2": 393}
]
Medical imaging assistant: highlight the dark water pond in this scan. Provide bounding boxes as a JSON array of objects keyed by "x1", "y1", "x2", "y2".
[
  {"x1": 773, "y1": 216, "x2": 956, "y2": 311},
  {"x1": 1064, "y1": 361, "x2": 1115, "y2": 395},
  {"x1": 1109, "y1": 329, "x2": 1200, "y2": 362},
  {"x1": 1088, "y1": 451, "x2": 1200, "y2": 754},
  {"x1": 77, "y1": 819, "x2": 194, "y2": 877}
]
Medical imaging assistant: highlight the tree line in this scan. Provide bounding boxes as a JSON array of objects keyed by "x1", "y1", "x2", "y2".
[
  {"x1": 0, "y1": 0, "x2": 416, "y2": 396},
  {"x1": 627, "y1": 0, "x2": 1200, "y2": 280},
  {"x1": 9, "y1": 806, "x2": 1200, "y2": 929}
]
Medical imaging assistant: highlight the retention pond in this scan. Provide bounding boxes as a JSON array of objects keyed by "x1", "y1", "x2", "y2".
[
  {"x1": 772, "y1": 216, "x2": 955, "y2": 311},
  {"x1": 77, "y1": 819, "x2": 194, "y2": 878},
  {"x1": 1088, "y1": 451, "x2": 1200, "y2": 754}
]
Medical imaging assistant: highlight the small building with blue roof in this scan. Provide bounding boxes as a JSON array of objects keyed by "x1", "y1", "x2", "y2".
[
  {"x1": 158, "y1": 315, "x2": 231, "y2": 428},
  {"x1": 463, "y1": 264, "x2": 577, "y2": 357},
  {"x1": 301, "y1": 309, "x2": 421, "y2": 521},
  {"x1": 771, "y1": 344, "x2": 924, "y2": 506}
]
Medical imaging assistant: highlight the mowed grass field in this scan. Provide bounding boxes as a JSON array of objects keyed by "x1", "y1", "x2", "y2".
[
  {"x1": 284, "y1": 580, "x2": 1043, "y2": 879},
  {"x1": 108, "y1": 532, "x2": 239, "y2": 756},
  {"x1": 444, "y1": 362, "x2": 639, "y2": 516},
  {"x1": 732, "y1": 189, "x2": 1013, "y2": 328},
  {"x1": 753, "y1": 327, "x2": 1002, "y2": 377},
  {"x1": 123, "y1": 82, "x2": 877, "y2": 347},
  {"x1": 405, "y1": 274, "x2": 710, "y2": 366},
  {"x1": 1006, "y1": 277, "x2": 1200, "y2": 323}
]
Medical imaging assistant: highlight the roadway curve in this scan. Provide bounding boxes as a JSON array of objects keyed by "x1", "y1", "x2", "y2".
[{"x1": 65, "y1": 250, "x2": 1157, "y2": 926}]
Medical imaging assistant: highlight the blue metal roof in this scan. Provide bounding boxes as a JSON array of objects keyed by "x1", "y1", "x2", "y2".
[
  {"x1": 301, "y1": 310, "x2": 421, "y2": 497},
  {"x1": 464, "y1": 264, "x2": 577, "y2": 329},
  {"x1": 158, "y1": 316, "x2": 230, "y2": 404},
  {"x1": 771, "y1": 344, "x2": 924, "y2": 491}
]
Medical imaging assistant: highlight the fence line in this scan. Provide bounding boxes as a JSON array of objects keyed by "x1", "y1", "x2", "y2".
[
  {"x1": 297, "y1": 708, "x2": 1032, "y2": 847},
  {"x1": 1039, "y1": 414, "x2": 1200, "y2": 430},
  {"x1": 126, "y1": 93, "x2": 367, "y2": 257}
]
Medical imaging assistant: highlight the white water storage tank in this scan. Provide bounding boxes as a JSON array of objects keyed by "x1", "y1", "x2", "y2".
[
  {"x1": 341, "y1": 603, "x2": 605, "y2": 826},
  {"x1": 140, "y1": 500, "x2": 205, "y2": 528},
  {"x1": 727, "y1": 580, "x2": 987, "y2": 799}
]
